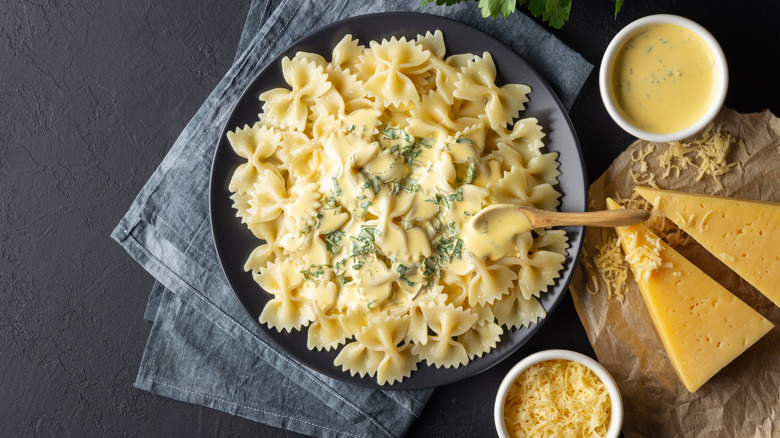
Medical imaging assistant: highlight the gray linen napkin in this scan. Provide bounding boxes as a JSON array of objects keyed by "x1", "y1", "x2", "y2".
[{"x1": 111, "y1": 1, "x2": 592, "y2": 437}]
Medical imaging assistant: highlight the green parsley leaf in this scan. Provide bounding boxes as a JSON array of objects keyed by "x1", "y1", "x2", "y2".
[
  {"x1": 478, "y1": 0, "x2": 516, "y2": 18},
  {"x1": 424, "y1": 0, "x2": 625, "y2": 29},
  {"x1": 614, "y1": 0, "x2": 624, "y2": 18},
  {"x1": 543, "y1": 0, "x2": 571, "y2": 29}
]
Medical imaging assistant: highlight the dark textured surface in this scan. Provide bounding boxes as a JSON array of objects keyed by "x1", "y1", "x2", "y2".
[{"x1": 1, "y1": 1, "x2": 777, "y2": 437}]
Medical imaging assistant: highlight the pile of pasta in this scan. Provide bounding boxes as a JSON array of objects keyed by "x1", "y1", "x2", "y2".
[{"x1": 227, "y1": 30, "x2": 569, "y2": 385}]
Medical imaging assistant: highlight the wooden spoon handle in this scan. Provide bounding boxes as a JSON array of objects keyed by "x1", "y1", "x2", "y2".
[{"x1": 526, "y1": 207, "x2": 650, "y2": 228}]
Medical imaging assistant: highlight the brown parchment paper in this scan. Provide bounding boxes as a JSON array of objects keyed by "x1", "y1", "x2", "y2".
[{"x1": 569, "y1": 108, "x2": 780, "y2": 438}]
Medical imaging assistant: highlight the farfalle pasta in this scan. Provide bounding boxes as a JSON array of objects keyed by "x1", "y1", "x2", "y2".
[{"x1": 227, "y1": 30, "x2": 569, "y2": 385}]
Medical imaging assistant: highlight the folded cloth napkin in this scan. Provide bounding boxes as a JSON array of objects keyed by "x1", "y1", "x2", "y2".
[{"x1": 111, "y1": 1, "x2": 592, "y2": 437}]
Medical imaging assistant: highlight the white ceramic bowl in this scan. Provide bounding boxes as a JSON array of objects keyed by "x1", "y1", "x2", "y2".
[
  {"x1": 599, "y1": 14, "x2": 728, "y2": 142},
  {"x1": 494, "y1": 349, "x2": 623, "y2": 438}
]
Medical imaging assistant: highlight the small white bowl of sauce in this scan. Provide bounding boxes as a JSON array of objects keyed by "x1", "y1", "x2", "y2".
[
  {"x1": 600, "y1": 14, "x2": 728, "y2": 142},
  {"x1": 494, "y1": 349, "x2": 623, "y2": 438}
]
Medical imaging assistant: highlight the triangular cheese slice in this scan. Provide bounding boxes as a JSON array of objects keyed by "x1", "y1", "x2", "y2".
[
  {"x1": 607, "y1": 198, "x2": 773, "y2": 392},
  {"x1": 635, "y1": 187, "x2": 780, "y2": 307}
]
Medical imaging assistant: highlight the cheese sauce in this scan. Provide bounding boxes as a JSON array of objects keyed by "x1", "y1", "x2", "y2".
[
  {"x1": 610, "y1": 23, "x2": 718, "y2": 134},
  {"x1": 463, "y1": 208, "x2": 533, "y2": 261}
]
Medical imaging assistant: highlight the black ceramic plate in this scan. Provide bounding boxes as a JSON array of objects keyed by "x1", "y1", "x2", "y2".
[{"x1": 210, "y1": 12, "x2": 587, "y2": 390}]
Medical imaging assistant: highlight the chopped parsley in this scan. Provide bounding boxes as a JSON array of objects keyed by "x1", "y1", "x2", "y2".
[
  {"x1": 301, "y1": 266, "x2": 325, "y2": 282},
  {"x1": 430, "y1": 187, "x2": 464, "y2": 208},
  {"x1": 332, "y1": 176, "x2": 342, "y2": 196},
  {"x1": 389, "y1": 177, "x2": 421, "y2": 196},
  {"x1": 438, "y1": 236, "x2": 464, "y2": 263},
  {"x1": 465, "y1": 158, "x2": 478, "y2": 184},
  {"x1": 325, "y1": 230, "x2": 345, "y2": 254},
  {"x1": 448, "y1": 187, "x2": 464, "y2": 202},
  {"x1": 349, "y1": 226, "x2": 381, "y2": 258},
  {"x1": 395, "y1": 264, "x2": 416, "y2": 287},
  {"x1": 359, "y1": 170, "x2": 382, "y2": 195}
]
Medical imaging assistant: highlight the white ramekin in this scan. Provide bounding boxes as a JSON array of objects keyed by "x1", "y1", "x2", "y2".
[
  {"x1": 599, "y1": 14, "x2": 729, "y2": 143},
  {"x1": 494, "y1": 349, "x2": 623, "y2": 438}
]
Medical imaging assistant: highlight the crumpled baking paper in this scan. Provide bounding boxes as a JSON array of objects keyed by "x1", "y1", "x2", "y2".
[{"x1": 569, "y1": 108, "x2": 780, "y2": 437}]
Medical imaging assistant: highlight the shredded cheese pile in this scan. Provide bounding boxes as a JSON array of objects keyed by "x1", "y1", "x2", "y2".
[
  {"x1": 629, "y1": 143, "x2": 658, "y2": 188},
  {"x1": 503, "y1": 359, "x2": 611, "y2": 438},
  {"x1": 658, "y1": 124, "x2": 740, "y2": 184},
  {"x1": 587, "y1": 237, "x2": 629, "y2": 302},
  {"x1": 619, "y1": 231, "x2": 669, "y2": 283}
]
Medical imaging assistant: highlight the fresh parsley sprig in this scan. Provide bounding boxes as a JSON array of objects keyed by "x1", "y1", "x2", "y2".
[{"x1": 420, "y1": 0, "x2": 625, "y2": 29}]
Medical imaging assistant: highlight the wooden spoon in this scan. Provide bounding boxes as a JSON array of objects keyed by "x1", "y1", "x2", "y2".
[{"x1": 471, "y1": 203, "x2": 649, "y2": 233}]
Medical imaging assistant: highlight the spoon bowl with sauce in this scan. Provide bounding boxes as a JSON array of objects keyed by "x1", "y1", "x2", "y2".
[
  {"x1": 600, "y1": 14, "x2": 728, "y2": 142},
  {"x1": 463, "y1": 204, "x2": 649, "y2": 260}
]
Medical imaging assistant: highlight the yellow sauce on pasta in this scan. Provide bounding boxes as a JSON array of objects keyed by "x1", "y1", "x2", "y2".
[{"x1": 609, "y1": 23, "x2": 718, "y2": 134}]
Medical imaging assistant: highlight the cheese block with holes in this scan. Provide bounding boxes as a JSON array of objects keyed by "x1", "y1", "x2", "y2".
[
  {"x1": 636, "y1": 187, "x2": 780, "y2": 307},
  {"x1": 607, "y1": 198, "x2": 773, "y2": 392}
]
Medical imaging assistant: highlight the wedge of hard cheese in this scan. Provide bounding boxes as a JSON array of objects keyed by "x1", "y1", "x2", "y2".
[
  {"x1": 607, "y1": 198, "x2": 773, "y2": 393},
  {"x1": 635, "y1": 187, "x2": 780, "y2": 307}
]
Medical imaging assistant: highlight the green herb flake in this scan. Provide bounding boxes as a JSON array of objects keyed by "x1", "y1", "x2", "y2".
[
  {"x1": 422, "y1": 257, "x2": 438, "y2": 277},
  {"x1": 383, "y1": 127, "x2": 399, "y2": 140},
  {"x1": 359, "y1": 170, "x2": 382, "y2": 195},
  {"x1": 350, "y1": 227, "x2": 381, "y2": 258},
  {"x1": 447, "y1": 187, "x2": 464, "y2": 202},
  {"x1": 325, "y1": 230, "x2": 345, "y2": 254},
  {"x1": 465, "y1": 159, "x2": 478, "y2": 184},
  {"x1": 331, "y1": 176, "x2": 343, "y2": 196},
  {"x1": 395, "y1": 264, "x2": 416, "y2": 287},
  {"x1": 402, "y1": 143, "x2": 423, "y2": 166},
  {"x1": 301, "y1": 266, "x2": 325, "y2": 282},
  {"x1": 438, "y1": 236, "x2": 464, "y2": 262}
]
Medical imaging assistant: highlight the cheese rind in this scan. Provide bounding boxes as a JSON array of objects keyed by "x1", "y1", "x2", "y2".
[
  {"x1": 607, "y1": 198, "x2": 773, "y2": 393},
  {"x1": 635, "y1": 186, "x2": 780, "y2": 307}
]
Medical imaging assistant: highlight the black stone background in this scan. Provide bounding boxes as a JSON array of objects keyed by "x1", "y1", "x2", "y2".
[{"x1": 1, "y1": 0, "x2": 777, "y2": 436}]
